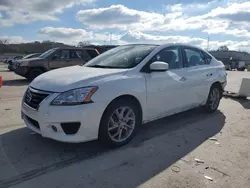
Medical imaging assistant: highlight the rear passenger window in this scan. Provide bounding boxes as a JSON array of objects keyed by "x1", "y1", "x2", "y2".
[
  {"x1": 79, "y1": 50, "x2": 92, "y2": 60},
  {"x1": 86, "y1": 49, "x2": 99, "y2": 58},
  {"x1": 70, "y1": 50, "x2": 83, "y2": 59},
  {"x1": 151, "y1": 47, "x2": 183, "y2": 69},
  {"x1": 184, "y1": 48, "x2": 206, "y2": 67}
]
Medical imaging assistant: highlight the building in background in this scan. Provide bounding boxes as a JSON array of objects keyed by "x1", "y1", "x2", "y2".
[{"x1": 210, "y1": 51, "x2": 250, "y2": 70}]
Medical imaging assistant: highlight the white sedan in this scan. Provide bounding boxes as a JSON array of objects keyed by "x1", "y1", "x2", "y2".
[{"x1": 21, "y1": 44, "x2": 227, "y2": 147}]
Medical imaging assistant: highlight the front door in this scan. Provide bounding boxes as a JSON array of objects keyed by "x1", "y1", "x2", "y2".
[
  {"x1": 145, "y1": 46, "x2": 192, "y2": 120},
  {"x1": 49, "y1": 49, "x2": 71, "y2": 69}
]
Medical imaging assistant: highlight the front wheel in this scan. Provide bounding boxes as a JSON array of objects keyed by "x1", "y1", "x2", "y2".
[
  {"x1": 203, "y1": 85, "x2": 221, "y2": 113},
  {"x1": 99, "y1": 99, "x2": 141, "y2": 147},
  {"x1": 27, "y1": 68, "x2": 44, "y2": 81}
]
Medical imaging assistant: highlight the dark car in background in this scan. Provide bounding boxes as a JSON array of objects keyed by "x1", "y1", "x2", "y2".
[
  {"x1": 14, "y1": 47, "x2": 100, "y2": 81},
  {"x1": 8, "y1": 53, "x2": 41, "y2": 71},
  {"x1": 5, "y1": 55, "x2": 23, "y2": 65}
]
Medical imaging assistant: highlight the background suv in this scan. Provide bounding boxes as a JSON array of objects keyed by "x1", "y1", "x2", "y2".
[{"x1": 14, "y1": 47, "x2": 100, "y2": 81}]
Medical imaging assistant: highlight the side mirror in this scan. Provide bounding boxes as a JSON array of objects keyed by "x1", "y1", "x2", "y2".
[{"x1": 150, "y1": 61, "x2": 169, "y2": 72}]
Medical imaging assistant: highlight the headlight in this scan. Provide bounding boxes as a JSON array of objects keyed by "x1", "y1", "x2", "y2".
[{"x1": 51, "y1": 87, "x2": 98, "y2": 105}]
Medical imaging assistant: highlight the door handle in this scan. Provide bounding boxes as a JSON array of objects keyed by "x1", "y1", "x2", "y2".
[{"x1": 207, "y1": 73, "x2": 213, "y2": 76}]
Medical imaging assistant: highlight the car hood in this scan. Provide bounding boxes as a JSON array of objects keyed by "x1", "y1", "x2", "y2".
[
  {"x1": 21, "y1": 57, "x2": 44, "y2": 62},
  {"x1": 30, "y1": 66, "x2": 128, "y2": 92}
]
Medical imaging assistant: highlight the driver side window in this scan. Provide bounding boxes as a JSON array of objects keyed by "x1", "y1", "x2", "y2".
[
  {"x1": 151, "y1": 47, "x2": 183, "y2": 69},
  {"x1": 52, "y1": 50, "x2": 70, "y2": 60}
]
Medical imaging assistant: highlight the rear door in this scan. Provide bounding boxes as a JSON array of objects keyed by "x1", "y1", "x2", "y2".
[{"x1": 181, "y1": 46, "x2": 214, "y2": 106}]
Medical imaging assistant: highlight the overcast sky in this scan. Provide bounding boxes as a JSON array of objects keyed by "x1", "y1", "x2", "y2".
[{"x1": 1, "y1": 0, "x2": 250, "y2": 51}]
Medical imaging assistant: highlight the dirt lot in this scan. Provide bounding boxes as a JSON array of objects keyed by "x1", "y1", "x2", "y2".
[{"x1": 0, "y1": 63, "x2": 250, "y2": 188}]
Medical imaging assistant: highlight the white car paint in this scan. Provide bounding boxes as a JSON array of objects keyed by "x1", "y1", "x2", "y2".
[{"x1": 21, "y1": 44, "x2": 227, "y2": 143}]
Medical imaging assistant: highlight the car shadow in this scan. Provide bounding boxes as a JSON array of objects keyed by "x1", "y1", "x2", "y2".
[
  {"x1": 223, "y1": 96, "x2": 250, "y2": 109},
  {"x1": 0, "y1": 109, "x2": 225, "y2": 187},
  {"x1": 2, "y1": 79, "x2": 29, "y2": 86}
]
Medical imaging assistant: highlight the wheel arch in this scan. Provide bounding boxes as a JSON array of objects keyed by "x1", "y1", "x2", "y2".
[
  {"x1": 211, "y1": 81, "x2": 223, "y2": 98},
  {"x1": 28, "y1": 66, "x2": 47, "y2": 72},
  {"x1": 98, "y1": 94, "x2": 143, "y2": 137}
]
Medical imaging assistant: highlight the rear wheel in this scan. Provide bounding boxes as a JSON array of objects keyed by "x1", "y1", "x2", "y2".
[
  {"x1": 99, "y1": 99, "x2": 141, "y2": 147},
  {"x1": 237, "y1": 67, "x2": 245, "y2": 71},
  {"x1": 27, "y1": 68, "x2": 44, "y2": 81},
  {"x1": 204, "y1": 85, "x2": 222, "y2": 113}
]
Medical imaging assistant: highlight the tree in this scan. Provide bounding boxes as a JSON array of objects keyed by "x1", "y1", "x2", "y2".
[
  {"x1": 77, "y1": 41, "x2": 91, "y2": 47},
  {"x1": 0, "y1": 39, "x2": 9, "y2": 45},
  {"x1": 217, "y1": 45, "x2": 229, "y2": 51}
]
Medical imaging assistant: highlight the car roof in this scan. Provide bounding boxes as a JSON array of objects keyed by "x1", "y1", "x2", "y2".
[
  {"x1": 115, "y1": 43, "x2": 205, "y2": 51},
  {"x1": 162, "y1": 43, "x2": 205, "y2": 51},
  {"x1": 52, "y1": 47, "x2": 98, "y2": 51}
]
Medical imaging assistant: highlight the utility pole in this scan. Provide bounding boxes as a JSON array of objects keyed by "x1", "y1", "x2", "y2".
[
  {"x1": 207, "y1": 35, "x2": 210, "y2": 51},
  {"x1": 109, "y1": 32, "x2": 112, "y2": 45}
]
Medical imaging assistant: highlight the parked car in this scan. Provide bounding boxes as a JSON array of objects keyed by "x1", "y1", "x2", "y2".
[
  {"x1": 14, "y1": 47, "x2": 100, "y2": 81},
  {"x1": 228, "y1": 60, "x2": 246, "y2": 71},
  {"x1": 3, "y1": 57, "x2": 9, "y2": 64},
  {"x1": 8, "y1": 53, "x2": 41, "y2": 71},
  {"x1": 21, "y1": 44, "x2": 227, "y2": 147},
  {"x1": 6, "y1": 56, "x2": 23, "y2": 69}
]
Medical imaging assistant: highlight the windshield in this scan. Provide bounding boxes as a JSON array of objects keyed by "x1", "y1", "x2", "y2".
[
  {"x1": 85, "y1": 45, "x2": 157, "y2": 69},
  {"x1": 39, "y1": 48, "x2": 57, "y2": 58}
]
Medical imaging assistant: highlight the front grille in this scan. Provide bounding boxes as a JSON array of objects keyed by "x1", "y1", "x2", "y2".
[
  {"x1": 26, "y1": 115, "x2": 40, "y2": 129},
  {"x1": 24, "y1": 88, "x2": 50, "y2": 110}
]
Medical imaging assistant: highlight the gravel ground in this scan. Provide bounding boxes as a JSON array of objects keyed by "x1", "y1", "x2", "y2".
[{"x1": 0, "y1": 63, "x2": 250, "y2": 188}]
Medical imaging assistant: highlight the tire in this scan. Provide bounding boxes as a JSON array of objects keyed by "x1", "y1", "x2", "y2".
[
  {"x1": 8, "y1": 65, "x2": 13, "y2": 71},
  {"x1": 237, "y1": 67, "x2": 245, "y2": 71},
  {"x1": 203, "y1": 84, "x2": 222, "y2": 113},
  {"x1": 27, "y1": 68, "x2": 44, "y2": 81},
  {"x1": 240, "y1": 67, "x2": 245, "y2": 71},
  {"x1": 99, "y1": 98, "x2": 142, "y2": 147}
]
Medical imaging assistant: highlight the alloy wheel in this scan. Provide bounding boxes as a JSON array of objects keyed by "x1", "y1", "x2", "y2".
[
  {"x1": 108, "y1": 106, "x2": 136, "y2": 143},
  {"x1": 209, "y1": 88, "x2": 220, "y2": 110}
]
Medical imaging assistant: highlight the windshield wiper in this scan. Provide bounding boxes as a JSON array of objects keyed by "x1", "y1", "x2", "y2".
[{"x1": 87, "y1": 65, "x2": 118, "y2": 68}]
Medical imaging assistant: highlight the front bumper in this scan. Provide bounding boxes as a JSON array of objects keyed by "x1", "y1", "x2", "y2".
[
  {"x1": 8, "y1": 64, "x2": 14, "y2": 71},
  {"x1": 14, "y1": 66, "x2": 29, "y2": 77},
  {"x1": 21, "y1": 91, "x2": 107, "y2": 143}
]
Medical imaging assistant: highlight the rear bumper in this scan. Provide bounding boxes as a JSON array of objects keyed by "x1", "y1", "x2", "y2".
[
  {"x1": 14, "y1": 66, "x2": 29, "y2": 77},
  {"x1": 221, "y1": 81, "x2": 227, "y2": 90}
]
